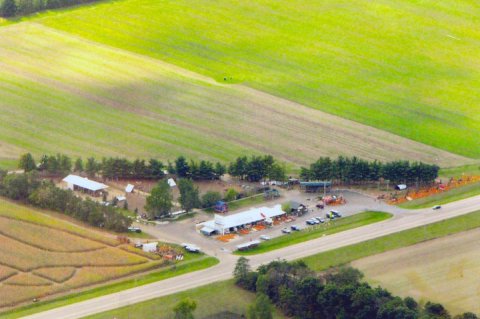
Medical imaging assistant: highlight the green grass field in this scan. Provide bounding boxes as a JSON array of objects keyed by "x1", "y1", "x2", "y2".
[
  {"x1": 236, "y1": 211, "x2": 392, "y2": 255},
  {"x1": 0, "y1": 22, "x2": 468, "y2": 170},
  {"x1": 20, "y1": 0, "x2": 480, "y2": 158},
  {"x1": 0, "y1": 1, "x2": 478, "y2": 170},
  {"x1": 301, "y1": 209, "x2": 480, "y2": 271},
  {"x1": 399, "y1": 182, "x2": 480, "y2": 209},
  {"x1": 83, "y1": 280, "x2": 286, "y2": 319}
]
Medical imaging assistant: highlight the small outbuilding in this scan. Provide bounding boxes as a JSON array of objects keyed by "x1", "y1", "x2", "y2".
[
  {"x1": 300, "y1": 181, "x2": 331, "y2": 193},
  {"x1": 167, "y1": 178, "x2": 177, "y2": 187},
  {"x1": 63, "y1": 174, "x2": 108, "y2": 196},
  {"x1": 125, "y1": 184, "x2": 134, "y2": 193},
  {"x1": 142, "y1": 242, "x2": 158, "y2": 253},
  {"x1": 290, "y1": 201, "x2": 308, "y2": 216}
]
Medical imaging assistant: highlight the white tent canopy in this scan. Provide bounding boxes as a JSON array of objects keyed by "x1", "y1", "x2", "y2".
[{"x1": 63, "y1": 175, "x2": 108, "y2": 192}]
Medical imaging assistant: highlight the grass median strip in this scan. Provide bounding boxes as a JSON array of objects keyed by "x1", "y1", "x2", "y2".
[
  {"x1": 235, "y1": 211, "x2": 392, "y2": 255},
  {"x1": 399, "y1": 182, "x2": 480, "y2": 209},
  {"x1": 0, "y1": 256, "x2": 219, "y2": 319},
  {"x1": 302, "y1": 210, "x2": 480, "y2": 271}
]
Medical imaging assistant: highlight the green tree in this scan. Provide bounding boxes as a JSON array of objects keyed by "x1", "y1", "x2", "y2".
[
  {"x1": 175, "y1": 156, "x2": 190, "y2": 178},
  {"x1": 85, "y1": 157, "x2": 98, "y2": 178},
  {"x1": 224, "y1": 188, "x2": 238, "y2": 202},
  {"x1": 74, "y1": 157, "x2": 83, "y2": 172},
  {"x1": 18, "y1": 153, "x2": 36, "y2": 172},
  {"x1": 247, "y1": 294, "x2": 273, "y2": 319},
  {"x1": 201, "y1": 191, "x2": 222, "y2": 208},
  {"x1": 267, "y1": 163, "x2": 286, "y2": 182},
  {"x1": 1, "y1": 0, "x2": 17, "y2": 17},
  {"x1": 214, "y1": 162, "x2": 226, "y2": 178},
  {"x1": 145, "y1": 180, "x2": 172, "y2": 219},
  {"x1": 173, "y1": 298, "x2": 196, "y2": 319},
  {"x1": 233, "y1": 256, "x2": 250, "y2": 286},
  {"x1": 178, "y1": 179, "x2": 200, "y2": 212}
]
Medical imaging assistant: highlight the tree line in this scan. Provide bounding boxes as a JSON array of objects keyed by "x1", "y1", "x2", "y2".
[
  {"x1": 0, "y1": 170, "x2": 131, "y2": 232},
  {"x1": 0, "y1": 0, "x2": 99, "y2": 17},
  {"x1": 18, "y1": 153, "x2": 224, "y2": 181},
  {"x1": 300, "y1": 156, "x2": 439, "y2": 184},
  {"x1": 18, "y1": 153, "x2": 281, "y2": 182},
  {"x1": 228, "y1": 155, "x2": 286, "y2": 182},
  {"x1": 234, "y1": 258, "x2": 477, "y2": 319}
]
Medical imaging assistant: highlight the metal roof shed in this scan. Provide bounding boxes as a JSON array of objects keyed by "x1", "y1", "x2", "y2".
[{"x1": 63, "y1": 175, "x2": 108, "y2": 195}]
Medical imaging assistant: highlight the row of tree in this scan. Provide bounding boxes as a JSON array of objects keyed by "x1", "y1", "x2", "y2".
[
  {"x1": 18, "y1": 153, "x2": 227, "y2": 181},
  {"x1": 228, "y1": 155, "x2": 286, "y2": 182},
  {"x1": 0, "y1": 0, "x2": 98, "y2": 17},
  {"x1": 234, "y1": 258, "x2": 477, "y2": 319},
  {"x1": 300, "y1": 156, "x2": 439, "y2": 184},
  {"x1": 0, "y1": 170, "x2": 131, "y2": 232},
  {"x1": 19, "y1": 153, "x2": 439, "y2": 185}
]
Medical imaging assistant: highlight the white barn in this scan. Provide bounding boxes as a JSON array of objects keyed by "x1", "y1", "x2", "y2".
[
  {"x1": 201, "y1": 204, "x2": 286, "y2": 235},
  {"x1": 63, "y1": 174, "x2": 108, "y2": 196}
]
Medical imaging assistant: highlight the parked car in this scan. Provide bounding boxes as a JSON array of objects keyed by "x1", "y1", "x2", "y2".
[
  {"x1": 316, "y1": 204, "x2": 324, "y2": 209},
  {"x1": 314, "y1": 217, "x2": 325, "y2": 223},
  {"x1": 330, "y1": 210, "x2": 342, "y2": 217},
  {"x1": 291, "y1": 225, "x2": 300, "y2": 231},
  {"x1": 433, "y1": 205, "x2": 442, "y2": 210},
  {"x1": 281, "y1": 228, "x2": 291, "y2": 234},
  {"x1": 306, "y1": 219, "x2": 316, "y2": 225},
  {"x1": 127, "y1": 227, "x2": 142, "y2": 233},
  {"x1": 259, "y1": 235, "x2": 271, "y2": 241}
]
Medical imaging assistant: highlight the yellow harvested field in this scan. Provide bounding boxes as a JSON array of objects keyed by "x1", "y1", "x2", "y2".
[
  {"x1": 0, "y1": 217, "x2": 104, "y2": 252},
  {"x1": 33, "y1": 267, "x2": 77, "y2": 283},
  {"x1": 0, "y1": 234, "x2": 147, "y2": 271},
  {"x1": 0, "y1": 199, "x2": 117, "y2": 246},
  {"x1": 352, "y1": 228, "x2": 480, "y2": 315},
  {"x1": 0, "y1": 199, "x2": 173, "y2": 309},
  {"x1": 4, "y1": 272, "x2": 52, "y2": 287},
  {"x1": 0, "y1": 265, "x2": 17, "y2": 282},
  {"x1": 0, "y1": 285, "x2": 52, "y2": 308}
]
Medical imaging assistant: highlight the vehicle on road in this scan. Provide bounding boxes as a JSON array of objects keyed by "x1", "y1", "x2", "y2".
[
  {"x1": 316, "y1": 204, "x2": 324, "y2": 209},
  {"x1": 306, "y1": 219, "x2": 316, "y2": 225},
  {"x1": 259, "y1": 235, "x2": 271, "y2": 240},
  {"x1": 127, "y1": 227, "x2": 142, "y2": 233},
  {"x1": 291, "y1": 225, "x2": 300, "y2": 231},
  {"x1": 433, "y1": 205, "x2": 442, "y2": 210},
  {"x1": 281, "y1": 228, "x2": 291, "y2": 234}
]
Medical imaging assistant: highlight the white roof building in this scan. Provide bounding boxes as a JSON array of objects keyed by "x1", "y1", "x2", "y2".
[
  {"x1": 167, "y1": 178, "x2": 177, "y2": 187},
  {"x1": 142, "y1": 242, "x2": 158, "y2": 253},
  {"x1": 63, "y1": 175, "x2": 108, "y2": 193},
  {"x1": 201, "y1": 204, "x2": 286, "y2": 235},
  {"x1": 125, "y1": 184, "x2": 134, "y2": 193}
]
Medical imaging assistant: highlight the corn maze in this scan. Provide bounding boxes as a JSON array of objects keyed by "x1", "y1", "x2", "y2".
[{"x1": 0, "y1": 199, "x2": 169, "y2": 308}]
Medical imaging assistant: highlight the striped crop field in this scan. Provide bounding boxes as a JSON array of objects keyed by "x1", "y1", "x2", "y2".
[
  {"x1": 21, "y1": 0, "x2": 480, "y2": 160},
  {"x1": 0, "y1": 199, "x2": 199, "y2": 309},
  {"x1": 0, "y1": 20, "x2": 476, "y2": 169}
]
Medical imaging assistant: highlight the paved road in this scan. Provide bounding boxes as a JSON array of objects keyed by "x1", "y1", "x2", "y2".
[{"x1": 24, "y1": 195, "x2": 480, "y2": 319}]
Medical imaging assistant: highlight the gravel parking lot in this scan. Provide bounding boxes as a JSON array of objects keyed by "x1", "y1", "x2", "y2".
[{"x1": 135, "y1": 189, "x2": 406, "y2": 256}]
